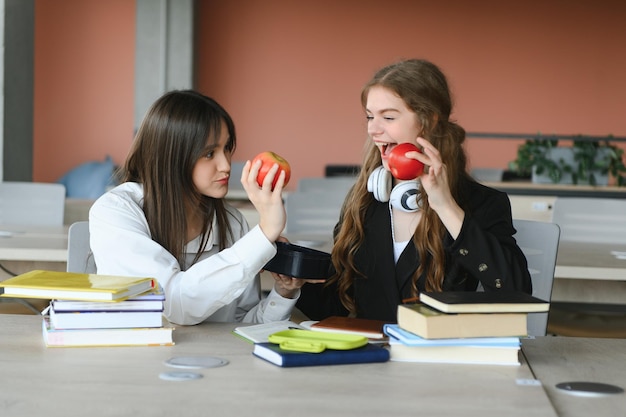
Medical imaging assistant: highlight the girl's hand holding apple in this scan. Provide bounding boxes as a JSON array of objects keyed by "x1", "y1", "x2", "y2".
[
  {"x1": 251, "y1": 151, "x2": 291, "y2": 190},
  {"x1": 240, "y1": 151, "x2": 291, "y2": 242}
]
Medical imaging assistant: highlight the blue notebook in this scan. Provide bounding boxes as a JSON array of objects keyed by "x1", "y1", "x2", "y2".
[
  {"x1": 383, "y1": 324, "x2": 520, "y2": 347},
  {"x1": 253, "y1": 342, "x2": 390, "y2": 367}
]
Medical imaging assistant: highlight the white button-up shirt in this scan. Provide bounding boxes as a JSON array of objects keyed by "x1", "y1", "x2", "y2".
[{"x1": 89, "y1": 182, "x2": 298, "y2": 325}]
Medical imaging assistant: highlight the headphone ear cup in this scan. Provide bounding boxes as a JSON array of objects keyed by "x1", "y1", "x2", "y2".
[
  {"x1": 389, "y1": 181, "x2": 420, "y2": 212},
  {"x1": 367, "y1": 166, "x2": 392, "y2": 202}
]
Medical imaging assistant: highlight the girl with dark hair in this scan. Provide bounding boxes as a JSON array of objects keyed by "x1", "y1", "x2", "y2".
[
  {"x1": 90, "y1": 90, "x2": 320, "y2": 325},
  {"x1": 297, "y1": 59, "x2": 531, "y2": 322}
]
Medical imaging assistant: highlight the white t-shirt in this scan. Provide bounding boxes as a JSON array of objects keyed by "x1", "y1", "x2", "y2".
[
  {"x1": 393, "y1": 240, "x2": 409, "y2": 264},
  {"x1": 89, "y1": 182, "x2": 298, "y2": 325}
]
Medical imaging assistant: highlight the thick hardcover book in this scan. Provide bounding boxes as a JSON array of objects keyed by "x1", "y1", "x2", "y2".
[
  {"x1": 387, "y1": 338, "x2": 520, "y2": 366},
  {"x1": 42, "y1": 317, "x2": 174, "y2": 347},
  {"x1": 0, "y1": 270, "x2": 156, "y2": 302},
  {"x1": 397, "y1": 303, "x2": 527, "y2": 339},
  {"x1": 308, "y1": 316, "x2": 390, "y2": 339},
  {"x1": 420, "y1": 291, "x2": 549, "y2": 314},
  {"x1": 49, "y1": 307, "x2": 164, "y2": 329},
  {"x1": 253, "y1": 342, "x2": 390, "y2": 367},
  {"x1": 51, "y1": 287, "x2": 165, "y2": 312}
]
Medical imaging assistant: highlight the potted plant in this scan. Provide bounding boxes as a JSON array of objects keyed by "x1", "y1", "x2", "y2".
[{"x1": 511, "y1": 135, "x2": 626, "y2": 186}]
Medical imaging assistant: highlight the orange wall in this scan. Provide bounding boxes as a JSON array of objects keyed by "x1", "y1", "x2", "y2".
[
  {"x1": 34, "y1": 0, "x2": 626, "y2": 190},
  {"x1": 33, "y1": 0, "x2": 135, "y2": 182}
]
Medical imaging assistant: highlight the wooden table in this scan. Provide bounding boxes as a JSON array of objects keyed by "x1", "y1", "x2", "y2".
[
  {"x1": 522, "y1": 336, "x2": 626, "y2": 417},
  {"x1": 552, "y1": 241, "x2": 626, "y2": 304},
  {"x1": 0, "y1": 224, "x2": 68, "y2": 262},
  {"x1": 3, "y1": 223, "x2": 623, "y2": 283},
  {"x1": 487, "y1": 182, "x2": 626, "y2": 200},
  {"x1": 0, "y1": 224, "x2": 68, "y2": 282},
  {"x1": 0, "y1": 225, "x2": 68, "y2": 312},
  {"x1": 555, "y1": 241, "x2": 626, "y2": 281},
  {"x1": 0, "y1": 314, "x2": 558, "y2": 417}
]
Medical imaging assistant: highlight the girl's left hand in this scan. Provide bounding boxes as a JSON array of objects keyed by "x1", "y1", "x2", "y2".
[
  {"x1": 268, "y1": 236, "x2": 325, "y2": 298},
  {"x1": 241, "y1": 159, "x2": 287, "y2": 242},
  {"x1": 271, "y1": 272, "x2": 325, "y2": 299}
]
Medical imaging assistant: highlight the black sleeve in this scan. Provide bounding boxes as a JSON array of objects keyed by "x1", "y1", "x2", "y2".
[
  {"x1": 444, "y1": 184, "x2": 532, "y2": 293},
  {"x1": 296, "y1": 280, "x2": 349, "y2": 321}
]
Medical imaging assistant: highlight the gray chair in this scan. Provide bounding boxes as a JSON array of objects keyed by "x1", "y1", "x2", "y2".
[
  {"x1": 0, "y1": 181, "x2": 66, "y2": 314},
  {"x1": 0, "y1": 181, "x2": 66, "y2": 226},
  {"x1": 228, "y1": 161, "x2": 246, "y2": 192},
  {"x1": 324, "y1": 164, "x2": 360, "y2": 177},
  {"x1": 67, "y1": 221, "x2": 96, "y2": 273},
  {"x1": 284, "y1": 190, "x2": 346, "y2": 239},
  {"x1": 296, "y1": 177, "x2": 355, "y2": 194},
  {"x1": 287, "y1": 177, "x2": 353, "y2": 239},
  {"x1": 512, "y1": 219, "x2": 561, "y2": 336}
]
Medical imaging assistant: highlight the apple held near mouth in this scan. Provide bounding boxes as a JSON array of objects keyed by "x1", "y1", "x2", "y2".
[
  {"x1": 387, "y1": 143, "x2": 424, "y2": 180},
  {"x1": 252, "y1": 151, "x2": 291, "y2": 190}
]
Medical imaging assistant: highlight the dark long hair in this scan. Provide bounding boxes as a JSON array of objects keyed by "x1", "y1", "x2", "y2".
[
  {"x1": 120, "y1": 90, "x2": 237, "y2": 268},
  {"x1": 332, "y1": 59, "x2": 471, "y2": 314}
]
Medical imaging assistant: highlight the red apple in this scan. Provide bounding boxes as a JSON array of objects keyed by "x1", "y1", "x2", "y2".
[
  {"x1": 251, "y1": 151, "x2": 291, "y2": 190},
  {"x1": 387, "y1": 143, "x2": 424, "y2": 180}
]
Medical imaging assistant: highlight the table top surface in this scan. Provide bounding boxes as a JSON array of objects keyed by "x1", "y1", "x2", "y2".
[
  {"x1": 555, "y1": 240, "x2": 626, "y2": 280},
  {"x1": 0, "y1": 224, "x2": 68, "y2": 262},
  {"x1": 0, "y1": 314, "x2": 560, "y2": 417},
  {"x1": 1, "y1": 223, "x2": 625, "y2": 282},
  {"x1": 485, "y1": 181, "x2": 626, "y2": 198},
  {"x1": 522, "y1": 336, "x2": 626, "y2": 417}
]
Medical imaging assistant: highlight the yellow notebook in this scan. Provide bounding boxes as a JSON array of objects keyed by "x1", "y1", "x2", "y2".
[{"x1": 0, "y1": 270, "x2": 157, "y2": 302}]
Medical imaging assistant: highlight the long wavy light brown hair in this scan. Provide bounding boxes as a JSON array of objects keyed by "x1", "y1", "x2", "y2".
[
  {"x1": 331, "y1": 59, "x2": 471, "y2": 314},
  {"x1": 120, "y1": 90, "x2": 238, "y2": 268}
]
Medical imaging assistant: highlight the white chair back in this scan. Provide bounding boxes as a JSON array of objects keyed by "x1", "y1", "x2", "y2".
[
  {"x1": 286, "y1": 177, "x2": 354, "y2": 239},
  {"x1": 285, "y1": 190, "x2": 346, "y2": 237},
  {"x1": 297, "y1": 177, "x2": 356, "y2": 194},
  {"x1": 67, "y1": 221, "x2": 96, "y2": 273}
]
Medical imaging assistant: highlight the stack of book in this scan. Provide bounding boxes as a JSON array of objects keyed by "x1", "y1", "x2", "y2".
[
  {"x1": 234, "y1": 319, "x2": 391, "y2": 367},
  {"x1": 44, "y1": 289, "x2": 172, "y2": 347},
  {"x1": 0, "y1": 270, "x2": 174, "y2": 347},
  {"x1": 384, "y1": 291, "x2": 550, "y2": 366},
  {"x1": 250, "y1": 327, "x2": 390, "y2": 367}
]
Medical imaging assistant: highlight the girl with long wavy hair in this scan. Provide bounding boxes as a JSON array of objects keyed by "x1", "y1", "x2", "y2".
[{"x1": 297, "y1": 59, "x2": 531, "y2": 321}]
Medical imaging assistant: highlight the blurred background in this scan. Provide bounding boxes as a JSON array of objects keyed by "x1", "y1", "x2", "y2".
[{"x1": 2, "y1": 0, "x2": 625, "y2": 190}]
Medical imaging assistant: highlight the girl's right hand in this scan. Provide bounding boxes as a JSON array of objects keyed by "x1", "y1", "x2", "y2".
[{"x1": 241, "y1": 159, "x2": 287, "y2": 242}]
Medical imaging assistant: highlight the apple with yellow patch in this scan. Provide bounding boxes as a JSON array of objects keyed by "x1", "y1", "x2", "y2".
[{"x1": 252, "y1": 151, "x2": 291, "y2": 190}]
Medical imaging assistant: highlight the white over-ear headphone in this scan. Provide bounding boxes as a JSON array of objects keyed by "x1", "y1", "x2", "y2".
[{"x1": 367, "y1": 166, "x2": 420, "y2": 212}]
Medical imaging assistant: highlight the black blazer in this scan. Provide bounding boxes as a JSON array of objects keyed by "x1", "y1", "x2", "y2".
[{"x1": 297, "y1": 179, "x2": 532, "y2": 322}]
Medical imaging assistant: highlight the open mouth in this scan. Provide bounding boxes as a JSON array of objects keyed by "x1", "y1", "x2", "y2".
[{"x1": 381, "y1": 143, "x2": 397, "y2": 157}]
